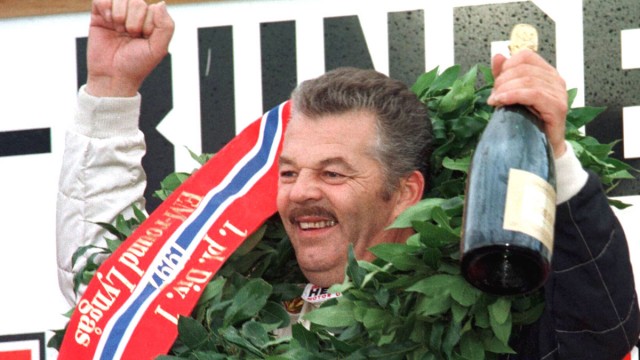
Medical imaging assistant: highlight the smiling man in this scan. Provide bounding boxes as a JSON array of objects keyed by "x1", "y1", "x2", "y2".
[
  {"x1": 277, "y1": 68, "x2": 428, "y2": 288},
  {"x1": 57, "y1": 0, "x2": 639, "y2": 359}
]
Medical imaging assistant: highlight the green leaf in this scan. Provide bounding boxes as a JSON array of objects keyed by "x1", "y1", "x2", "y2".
[
  {"x1": 368, "y1": 243, "x2": 424, "y2": 271},
  {"x1": 431, "y1": 206, "x2": 456, "y2": 233},
  {"x1": 488, "y1": 297, "x2": 511, "y2": 324},
  {"x1": 488, "y1": 297, "x2": 513, "y2": 343},
  {"x1": 154, "y1": 172, "x2": 190, "y2": 199},
  {"x1": 585, "y1": 143, "x2": 614, "y2": 160},
  {"x1": 132, "y1": 204, "x2": 147, "y2": 222},
  {"x1": 266, "y1": 348, "x2": 322, "y2": 360},
  {"x1": 259, "y1": 301, "x2": 291, "y2": 330},
  {"x1": 272, "y1": 282, "x2": 304, "y2": 301},
  {"x1": 373, "y1": 287, "x2": 391, "y2": 308},
  {"x1": 451, "y1": 115, "x2": 487, "y2": 140},
  {"x1": 474, "y1": 307, "x2": 490, "y2": 329},
  {"x1": 359, "y1": 307, "x2": 389, "y2": 331},
  {"x1": 94, "y1": 221, "x2": 126, "y2": 241},
  {"x1": 605, "y1": 157, "x2": 636, "y2": 172},
  {"x1": 234, "y1": 224, "x2": 267, "y2": 256},
  {"x1": 449, "y1": 276, "x2": 482, "y2": 307},
  {"x1": 177, "y1": 315, "x2": 210, "y2": 350},
  {"x1": 489, "y1": 312, "x2": 512, "y2": 345},
  {"x1": 188, "y1": 147, "x2": 214, "y2": 165},
  {"x1": 411, "y1": 66, "x2": 439, "y2": 98},
  {"x1": 46, "y1": 327, "x2": 67, "y2": 351},
  {"x1": 429, "y1": 321, "x2": 445, "y2": 351},
  {"x1": 388, "y1": 198, "x2": 447, "y2": 228},
  {"x1": 443, "y1": 321, "x2": 462, "y2": 356},
  {"x1": 105, "y1": 238, "x2": 123, "y2": 253},
  {"x1": 196, "y1": 277, "x2": 226, "y2": 306},
  {"x1": 190, "y1": 352, "x2": 229, "y2": 360},
  {"x1": 406, "y1": 274, "x2": 455, "y2": 296},
  {"x1": 219, "y1": 326, "x2": 264, "y2": 357},
  {"x1": 303, "y1": 300, "x2": 357, "y2": 328},
  {"x1": 415, "y1": 293, "x2": 451, "y2": 317},
  {"x1": 567, "y1": 88, "x2": 578, "y2": 107},
  {"x1": 422, "y1": 246, "x2": 443, "y2": 269},
  {"x1": 429, "y1": 65, "x2": 461, "y2": 93},
  {"x1": 346, "y1": 246, "x2": 368, "y2": 288},
  {"x1": 512, "y1": 301, "x2": 545, "y2": 325},
  {"x1": 443, "y1": 156, "x2": 471, "y2": 174},
  {"x1": 478, "y1": 64, "x2": 494, "y2": 86},
  {"x1": 405, "y1": 233, "x2": 422, "y2": 247},
  {"x1": 451, "y1": 302, "x2": 468, "y2": 324},
  {"x1": 291, "y1": 323, "x2": 320, "y2": 352},
  {"x1": 414, "y1": 221, "x2": 459, "y2": 247},
  {"x1": 482, "y1": 330, "x2": 516, "y2": 354},
  {"x1": 330, "y1": 327, "x2": 362, "y2": 353},
  {"x1": 460, "y1": 331, "x2": 485, "y2": 360},
  {"x1": 360, "y1": 340, "x2": 419, "y2": 358},
  {"x1": 224, "y1": 278, "x2": 272, "y2": 326},
  {"x1": 566, "y1": 106, "x2": 606, "y2": 129},
  {"x1": 241, "y1": 320, "x2": 270, "y2": 348},
  {"x1": 609, "y1": 198, "x2": 633, "y2": 210},
  {"x1": 71, "y1": 244, "x2": 104, "y2": 268},
  {"x1": 438, "y1": 66, "x2": 477, "y2": 118},
  {"x1": 162, "y1": 172, "x2": 190, "y2": 189},
  {"x1": 115, "y1": 215, "x2": 132, "y2": 236}
]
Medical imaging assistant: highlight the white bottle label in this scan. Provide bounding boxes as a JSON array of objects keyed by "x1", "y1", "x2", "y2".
[{"x1": 503, "y1": 168, "x2": 556, "y2": 252}]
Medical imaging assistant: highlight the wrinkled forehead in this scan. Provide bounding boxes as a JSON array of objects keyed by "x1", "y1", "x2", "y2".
[
  {"x1": 287, "y1": 109, "x2": 378, "y2": 138},
  {"x1": 282, "y1": 110, "x2": 381, "y2": 160}
]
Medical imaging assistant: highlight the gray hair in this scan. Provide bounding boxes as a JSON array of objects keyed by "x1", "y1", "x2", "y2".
[{"x1": 290, "y1": 67, "x2": 433, "y2": 198}]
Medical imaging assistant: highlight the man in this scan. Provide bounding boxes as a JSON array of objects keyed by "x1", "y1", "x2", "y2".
[
  {"x1": 278, "y1": 67, "x2": 430, "y2": 288},
  {"x1": 57, "y1": 0, "x2": 639, "y2": 358}
]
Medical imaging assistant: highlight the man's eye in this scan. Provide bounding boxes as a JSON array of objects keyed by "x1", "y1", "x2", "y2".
[
  {"x1": 279, "y1": 171, "x2": 296, "y2": 178},
  {"x1": 323, "y1": 171, "x2": 344, "y2": 179}
]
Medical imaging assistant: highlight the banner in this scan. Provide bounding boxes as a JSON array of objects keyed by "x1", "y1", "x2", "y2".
[{"x1": 58, "y1": 101, "x2": 291, "y2": 359}]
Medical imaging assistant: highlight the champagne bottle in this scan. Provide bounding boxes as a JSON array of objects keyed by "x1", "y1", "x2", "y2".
[{"x1": 460, "y1": 24, "x2": 557, "y2": 296}]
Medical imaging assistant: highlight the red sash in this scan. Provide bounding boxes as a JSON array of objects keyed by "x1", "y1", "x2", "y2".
[{"x1": 58, "y1": 101, "x2": 291, "y2": 359}]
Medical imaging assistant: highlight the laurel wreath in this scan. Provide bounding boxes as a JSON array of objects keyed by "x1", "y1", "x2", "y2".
[{"x1": 49, "y1": 64, "x2": 636, "y2": 359}]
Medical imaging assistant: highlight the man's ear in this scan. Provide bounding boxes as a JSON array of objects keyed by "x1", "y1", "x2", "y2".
[{"x1": 393, "y1": 170, "x2": 425, "y2": 218}]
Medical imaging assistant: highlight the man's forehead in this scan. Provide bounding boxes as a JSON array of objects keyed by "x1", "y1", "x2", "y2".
[
  {"x1": 288, "y1": 108, "x2": 377, "y2": 125},
  {"x1": 285, "y1": 110, "x2": 377, "y2": 139}
]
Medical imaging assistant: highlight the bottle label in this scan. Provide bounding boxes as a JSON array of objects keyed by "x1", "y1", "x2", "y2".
[{"x1": 503, "y1": 168, "x2": 556, "y2": 252}]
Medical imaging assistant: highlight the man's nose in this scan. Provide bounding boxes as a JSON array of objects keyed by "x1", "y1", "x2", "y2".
[{"x1": 289, "y1": 171, "x2": 322, "y2": 203}]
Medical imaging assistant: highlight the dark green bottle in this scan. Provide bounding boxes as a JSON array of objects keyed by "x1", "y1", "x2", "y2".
[{"x1": 461, "y1": 105, "x2": 556, "y2": 295}]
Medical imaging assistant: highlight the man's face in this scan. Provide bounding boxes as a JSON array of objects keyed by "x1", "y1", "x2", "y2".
[{"x1": 277, "y1": 110, "x2": 408, "y2": 287}]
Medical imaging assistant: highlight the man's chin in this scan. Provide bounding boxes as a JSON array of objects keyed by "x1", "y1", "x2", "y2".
[
  {"x1": 301, "y1": 274, "x2": 343, "y2": 288},
  {"x1": 298, "y1": 263, "x2": 346, "y2": 287}
]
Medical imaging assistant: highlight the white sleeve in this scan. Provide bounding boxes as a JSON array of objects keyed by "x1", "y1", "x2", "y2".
[
  {"x1": 56, "y1": 85, "x2": 147, "y2": 306},
  {"x1": 555, "y1": 140, "x2": 589, "y2": 205}
]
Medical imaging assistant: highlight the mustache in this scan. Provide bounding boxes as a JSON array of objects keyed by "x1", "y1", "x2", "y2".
[{"x1": 288, "y1": 206, "x2": 337, "y2": 224}]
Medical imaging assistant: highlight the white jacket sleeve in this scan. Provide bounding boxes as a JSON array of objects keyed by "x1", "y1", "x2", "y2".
[
  {"x1": 554, "y1": 141, "x2": 589, "y2": 205},
  {"x1": 56, "y1": 86, "x2": 147, "y2": 306}
]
